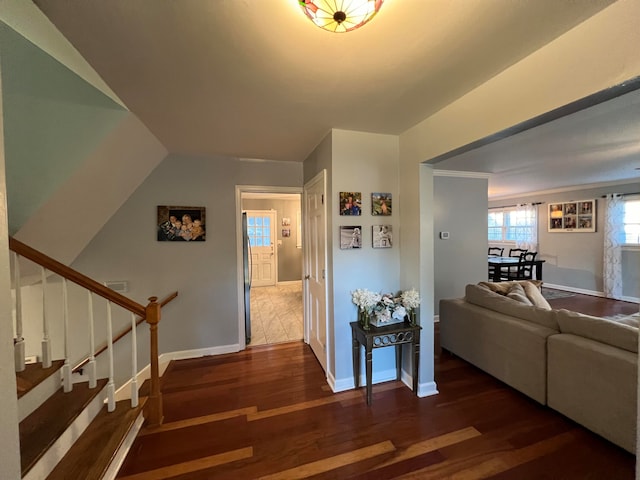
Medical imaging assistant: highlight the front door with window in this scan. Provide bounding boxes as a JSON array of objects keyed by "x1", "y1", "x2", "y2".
[{"x1": 245, "y1": 210, "x2": 276, "y2": 287}]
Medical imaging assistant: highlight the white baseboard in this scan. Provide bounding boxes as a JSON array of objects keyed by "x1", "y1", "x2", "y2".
[
  {"x1": 418, "y1": 381, "x2": 439, "y2": 398},
  {"x1": 433, "y1": 315, "x2": 440, "y2": 323},
  {"x1": 542, "y1": 283, "x2": 604, "y2": 297},
  {"x1": 543, "y1": 283, "x2": 640, "y2": 304}
]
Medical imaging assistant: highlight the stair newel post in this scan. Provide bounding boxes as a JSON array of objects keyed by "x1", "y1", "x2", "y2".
[
  {"x1": 130, "y1": 312, "x2": 139, "y2": 408},
  {"x1": 62, "y1": 278, "x2": 72, "y2": 392},
  {"x1": 106, "y1": 301, "x2": 116, "y2": 412},
  {"x1": 87, "y1": 291, "x2": 97, "y2": 388},
  {"x1": 40, "y1": 266, "x2": 52, "y2": 368},
  {"x1": 145, "y1": 296, "x2": 163, "y2": 426},
  {"x1": 13, "y1": 252, "x2": 25, "y2": 372}
]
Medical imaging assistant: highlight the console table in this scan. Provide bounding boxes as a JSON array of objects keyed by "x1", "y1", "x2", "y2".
[{"x1": 350, "y1": 321, "x2": 421, "y2": 405}]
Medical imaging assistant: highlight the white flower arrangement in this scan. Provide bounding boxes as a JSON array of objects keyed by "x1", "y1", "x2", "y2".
[{"x1": 351, "y1": 288, "x2": 421, "y2": 328}]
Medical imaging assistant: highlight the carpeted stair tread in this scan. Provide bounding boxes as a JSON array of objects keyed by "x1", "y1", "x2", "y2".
[
  {"x1": 47, "y1": 399, "x2": 146, "y2": 480},
  {"x1": 16, "y1": 359, "x2": 65, "y2": 398},
  {"x1": 19, "y1": 378, "x2": 108, "y2": 475}
]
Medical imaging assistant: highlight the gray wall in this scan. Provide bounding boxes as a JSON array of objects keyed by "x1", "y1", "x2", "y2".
[
  {"x1": 490, "y1": 182, "x2": 640, "y2": 299},
  {"x1": 434, "y1": 175, "x2": 489, "y2": 314},
  {"x1": 242, "y1": 197, "x2": 302, "y2": 282},
  {"x1": 71, "y1": 155, "x2": 303, "y2": 365}
]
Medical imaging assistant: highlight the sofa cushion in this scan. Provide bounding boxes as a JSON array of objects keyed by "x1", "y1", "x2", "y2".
[
  {"x1": 506, "y1": 283, "x2": 533, "y2": 305},
  {"x1": 466, "y1": 284, "x2": 558, "y2": 330},
  {"x1": 556, "y1": 309, "x2": 638, "y2": 353}
]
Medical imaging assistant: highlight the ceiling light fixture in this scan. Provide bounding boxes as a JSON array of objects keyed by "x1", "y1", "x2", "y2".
[{"x1": 298, "y1": 0, "x2": 384, "y2": 33}]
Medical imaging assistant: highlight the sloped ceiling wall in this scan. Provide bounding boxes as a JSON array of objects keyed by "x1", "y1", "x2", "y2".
[{"x1": 0, "y1": 15, "x2": 167, "y2": 264}]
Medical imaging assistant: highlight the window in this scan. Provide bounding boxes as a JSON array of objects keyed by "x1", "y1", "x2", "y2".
[
  {"x1": 246, "y1": 213, "x2": 271, "y2": 247},
  {"x1": 623, "y1": 196, "x2": 640, "y2": 245},
  {"x1": 488, "y1": 206, "x2": 537, "y2": 243}
]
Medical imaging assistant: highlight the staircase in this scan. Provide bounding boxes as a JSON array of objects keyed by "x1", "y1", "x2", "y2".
[{"x1": 10, "y1": 237, "x2": 177, "y2": 479}]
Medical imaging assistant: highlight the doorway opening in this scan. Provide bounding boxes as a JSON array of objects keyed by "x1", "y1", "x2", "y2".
[{"x1": 241, "y1": 191, "x2": 303, "y2": 346}]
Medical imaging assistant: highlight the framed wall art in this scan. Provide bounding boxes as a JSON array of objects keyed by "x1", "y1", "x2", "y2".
[
  {"x1": 157, "y1": 205, "x2": 206, "y2": 241},
  {"x1": 372, "y1": 225, "x2": 392, "y2": 248},
  {"x1": 340, "y1": 226, "x2": 362, "y2": 249},
  {"x1": 371, "y1": 193, "x2": 392, "y2": 216},
  {"x1": 339, "y1": 192, "x2": 362, "y2": 216},
  {"x1": 548, "y1": 199, "x2": 595, "y2": 232}
]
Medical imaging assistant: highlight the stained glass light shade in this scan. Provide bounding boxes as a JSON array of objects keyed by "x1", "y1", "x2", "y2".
[{"x1": 299, "y1": 0, "x2": 384, "y2": 33}]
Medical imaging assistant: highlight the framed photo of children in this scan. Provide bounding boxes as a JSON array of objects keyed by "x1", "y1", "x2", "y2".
[
  {"x1": 371, "y1": 193, "x2": 392, "y2": 216},
  {"x1": 340, "y1": 226, "x2": 362, "y2": 249},
  {"x1": 157, "y1": 205, "x2": 206, "y2": 241},
  {"x1": 372, "y1": 225, "x2": 392, "y2": 248},
  {"x1": 339, "y1": 192, "x2": 362, "y2": 216},
  {"x1": 548, "y1": 199, "x2": 596, "y2": 232}
]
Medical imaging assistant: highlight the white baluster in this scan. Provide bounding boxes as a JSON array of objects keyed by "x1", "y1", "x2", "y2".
[
  {"x1": 106, "y1": 301, "x2": 116, "y2": 412},
  {"x1": 40, "y1": 267, "x2": 51, "y2": 368},
  {"x1": 130, "y1": 313, "x2": 139, "y2": 408},
  {"x1": 87, "y1": 291, "x2": 97, "y2": 388},
  {"x1": 13, "y1": 253, "x2": 25, "y2": 372},
  {"x1": 62, "y1": 279, "x2": 72, "y2": 392}
]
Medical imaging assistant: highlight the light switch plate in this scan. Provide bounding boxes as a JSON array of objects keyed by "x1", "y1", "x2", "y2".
[{"x1": 440, "y1": 231, "x2": 450, "y2": 239}]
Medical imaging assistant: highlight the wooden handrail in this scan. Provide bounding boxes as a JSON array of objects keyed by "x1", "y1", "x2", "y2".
[
  {"x1": 9, "y1": 237, "x2": 145, "y2": 317},
  {"x1": 72, "y1": 291, "x2": 178, "y2": 373}
]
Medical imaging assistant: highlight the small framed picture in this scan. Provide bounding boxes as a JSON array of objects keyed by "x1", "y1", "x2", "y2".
[
  {"x1": 282, "y1": 228, "x2": 291, "y2": 237},
  {"x1": 282, "y1": 217, "x2": 291, "y2": 226},
  {"x1": 339, "y1": 192, "x2": 362, "y2": 216},
  {"x1": 372, "y1": 225, "x2": 392, "y2": 248},
  {"x1": 371, "y1": 193, "x2": 392, "y2": 216},
  {"x1": 340, "y1": 226, "x2": 362, "y2": 249},
  {"x1": 157, "y1": 205, "x2": 206, "y2": 241}
]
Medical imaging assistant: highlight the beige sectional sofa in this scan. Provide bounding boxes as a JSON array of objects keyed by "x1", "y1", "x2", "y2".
[{"x1": 440, "y1": 281, "x2": 638, "y2": 453}]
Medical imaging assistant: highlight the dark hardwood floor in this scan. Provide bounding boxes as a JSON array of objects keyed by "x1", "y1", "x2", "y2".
[{"x1": 116, "y1": 293, "x2": 636, "y2": 479}]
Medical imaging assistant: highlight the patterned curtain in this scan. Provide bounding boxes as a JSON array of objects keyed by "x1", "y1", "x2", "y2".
[
  {"x1": 514, "y1": 203, "x2": 538, "y2": 252},
  {"x1": 603, "y1": 194, "x2": 624, "y2": 299}
]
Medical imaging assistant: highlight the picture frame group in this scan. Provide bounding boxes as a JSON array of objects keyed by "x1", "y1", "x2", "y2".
[
  {"x1": 548, "y1": 199, "x2": 596, "y2": 232},
  {"x1": 339, "y1": 192, "x2": 392, "y2": 216}
]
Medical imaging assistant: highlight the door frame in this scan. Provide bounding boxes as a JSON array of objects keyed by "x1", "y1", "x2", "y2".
[
  {"x1": 235, "y1": 185, "x2": 303, "y2": 349},
  {"x1": 303, "y1": 170, "x2": 329, "y2": 370}
]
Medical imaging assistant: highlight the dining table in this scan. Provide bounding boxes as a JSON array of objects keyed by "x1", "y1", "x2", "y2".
[{"x1": 488, "y1": 256, "x2": 546, "y2": 282}]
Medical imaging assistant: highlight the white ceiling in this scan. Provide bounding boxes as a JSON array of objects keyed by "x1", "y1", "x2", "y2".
[{"x1": 32, "y1": 0, "x2": 639, "y2": 198}]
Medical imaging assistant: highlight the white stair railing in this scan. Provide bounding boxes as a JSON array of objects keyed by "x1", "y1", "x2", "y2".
[
  {"x1": 61, "y1": 278, "x2": 72, "y2": 393},
  {"x1": 130, "y1": 312, "x2": 139, "y2": 408},
  {"x1": 40, "y1": 266, "x2": 52, "y2": 368},
  {"x1": 106, "y1": 301, "x2": 116, "y2": 412},
  {"x1": 86, "y1": 291, "x2": 97, "y2": 388},
  {"x1": 13, "y1": 252, "x2": 25, "y2": 372}
]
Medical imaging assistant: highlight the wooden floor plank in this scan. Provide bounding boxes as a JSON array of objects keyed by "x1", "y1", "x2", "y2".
[
  {"x1": 117, "y1": 447, "x2": 253, "y2": 480},
  {"x1": 139, "y1": 406, "x2": 258, "y2": 436},
  {"x1": 257, "y1": 441, "x2": 396, "y2": 480}
]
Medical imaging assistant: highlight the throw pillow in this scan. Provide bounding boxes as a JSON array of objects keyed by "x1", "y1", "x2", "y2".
[
  {"x1": 520, "y1": 281, "x2": 552, "y2": 310},
  {"x1": 506, "y1": 283, "x2": 533, "y2": 305},
  {"x1": 479, "y1": 280, "x2": 543, "y2": 296}
]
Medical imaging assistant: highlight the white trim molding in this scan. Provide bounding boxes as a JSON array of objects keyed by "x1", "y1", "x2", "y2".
[{"x1": 433, "y1": 169, "x2": 491, "y2": 179}]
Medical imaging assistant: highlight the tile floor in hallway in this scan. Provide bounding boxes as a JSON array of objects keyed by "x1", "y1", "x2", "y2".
[{"x1": 248, "y1": 282, "x2": 303, "y2": 346}]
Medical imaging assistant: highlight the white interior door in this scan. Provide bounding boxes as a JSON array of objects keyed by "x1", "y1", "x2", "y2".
[
  {"x1": 245, "y1": 210, "x2": 276, "y2": 287},
  {"x1": 303, "y1": 171, "x2": 327, "y2": 372}
]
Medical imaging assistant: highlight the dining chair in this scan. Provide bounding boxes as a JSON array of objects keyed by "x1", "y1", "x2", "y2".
[
  {"x1": 488, "y1": 247, "x2": 505, "y2": 280},
  {"x1": 507, "y1": 251, "x2": 537, "y2": 280}
]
